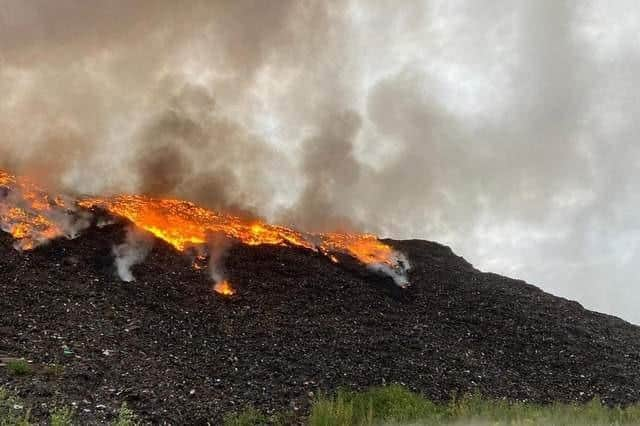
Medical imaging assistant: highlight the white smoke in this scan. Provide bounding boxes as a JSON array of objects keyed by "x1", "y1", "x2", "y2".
[
  {"x1": 368, "y1": 251, "x2": 411, "y2": 287},
  {"x1": 207, "y1": 232, "x2": 232, "y2": 285},
  {"x1": 50, "y1": 196, "x2": 92, "y2": 240},
  {"x1": 112, "y1": 227, "x2": 153, "y2": 282},
  {"x1": 0, "y1": 184, "x2": 90, "y2": 250}
]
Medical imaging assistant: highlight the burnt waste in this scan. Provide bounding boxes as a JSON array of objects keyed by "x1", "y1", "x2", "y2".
[{"x1": 1, "y1": 218, "x2": 640, "y2": 424}]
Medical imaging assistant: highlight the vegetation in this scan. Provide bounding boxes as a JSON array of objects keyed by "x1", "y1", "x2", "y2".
[
  {"x1": 307, "y1": 385, "x2": 640, "y2": 426},
  {"x1": 224, "y1": 385, "x2": 640, "y2": 426},
  {"x1": 6, "y1": 359, "x2": 31, "y2": 376},
  {"x1": 50, "y1": 406, "x2": 74, "y2": 426},
  {"x1": 223, "y1": 407, "x2": 295, "y2": 426},
  {"x1": 113, "y1": 403, "x2": 139, "y2": 426},
  {"x1": 42, "y1": 363, "x2": 65, "y2": 378},
  {"x1": 4, "y1": 383, "x2": 640, "y2": 425},
  {"x1": 0, "y1": 387, "x2": 139, "y2": 426},
  {"x1": 0, "y1": 387, "x2": 30, "y2": 426},
  {"x1": 309, "y1": 385, "x2": 441, "y2": 426}
]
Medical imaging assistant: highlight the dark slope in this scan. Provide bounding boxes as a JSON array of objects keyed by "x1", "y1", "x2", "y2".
[{"x1": 1, "y1": 223, "x2": 640, "y2": 424}]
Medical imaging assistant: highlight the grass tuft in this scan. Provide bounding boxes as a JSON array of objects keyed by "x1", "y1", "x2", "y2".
[
  {"x1": 0, "y1": 387, "x2": 31, "y2": 426},
  {"x1": 42, "y1": 364, "x2": 65, "y2": 378},
  {"x1": 223, "y1": 407, "x2": 295, "y2": 426},
  {"x1": 50, "y1": 406, "x2": 74, "y2": 426},
  {"x1": 113, "y1": 403, "x2": 139, "y2": 426},
  {"x1": 6, "y1": 359, "x2": 31, "y2": 376},
  {"x1": 309, "y1": 384, "x2": 441, "y2": 426}
]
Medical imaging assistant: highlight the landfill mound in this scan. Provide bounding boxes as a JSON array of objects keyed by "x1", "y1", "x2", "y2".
[{"x1": 1, "y1": 221, "x2": 640, "y2": 424}]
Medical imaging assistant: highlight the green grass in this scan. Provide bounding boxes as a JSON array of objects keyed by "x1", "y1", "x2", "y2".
[
  {"x1": 306, "y1": 385, "x2": 640, "y2": 426},
  {"x1": 5, "y1": 383, "x2": 640, "y2": 425},
  {"x1": 309, "y1": 385, "x2": 442, "y2": 426},
  {"x1": 113, "y1": 403, "x2": 139, "y2": 426},
  {"x1": 6, "y1": 359, "x2": 31, "y2": 376},
  {"x1": 50, "y1": 406, "x2": 74, "y2": 426},
  {"x1": 223, "y1": 407, "x2": 295, "y2": 426},
  {"x1": 0, "y1": 387, "x2": 30, "y2": 426},
  {"x1": 219, "y1": 385, "x2": 640, "y2": 426},
  {"x1": 223, "y1": 407, "x2": 270, "y2": 426}
]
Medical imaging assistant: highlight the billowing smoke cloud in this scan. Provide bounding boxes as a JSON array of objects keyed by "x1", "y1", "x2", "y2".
[
  {"x1": 1, "y1": 0, "x2": 640, "y2": 323},
  {"x1": 113, "y1": 227, "x2": 153, "y2": 282}
]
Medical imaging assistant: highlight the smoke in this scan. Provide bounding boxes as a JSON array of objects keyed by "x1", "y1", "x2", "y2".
[
  {"x1": 285, "y1": 110, "x2": 363, "y2": 231},
  {"x1": 368, "y1": 252, "x2": 411, "y2": 288},
  {"x1": 206, "y1": 232, "x2": 232, "y2": 285},
  {"x1": 47, "y1": 197, "x2": 92, "y2": 240},
  {"x1": 2, "y1": 1, "x2": 640, "y2": 322},
  {"x1": 113, "y1": 227, "x2": 154, "y2": 282},
  {"x1": 0, "y1": 180, "x2": 91, "y2": 250}
]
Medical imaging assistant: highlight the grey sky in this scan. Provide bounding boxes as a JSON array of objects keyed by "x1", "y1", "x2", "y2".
[{"x1": 1, "y1": 1, "x2": 639, "y2": 323}]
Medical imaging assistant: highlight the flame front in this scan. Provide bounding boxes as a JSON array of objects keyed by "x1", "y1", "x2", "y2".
[
  {"x1": 1, "y1": 169, "x2": 410, "y2": 285},
  {"x1": 78, "y1": 195, "x2": 316, "y2": 252},
  {"x1": 214, "y1": 280, "x2": 235, "y2": 296},
  {"x1": 0, "y1": 170, "x2": 69, "y2": 250},
  {"x1": 77, "y1": 195, "x2": 403, "y2": 271}
]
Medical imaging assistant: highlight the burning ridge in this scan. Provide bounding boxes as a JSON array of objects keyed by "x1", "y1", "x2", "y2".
[
  {"x1": 0, "y1": 169, "x2": 410, "y2": 287},
  {"x1": 0, "y1": 170, "x2": 91, "y2": 250}
]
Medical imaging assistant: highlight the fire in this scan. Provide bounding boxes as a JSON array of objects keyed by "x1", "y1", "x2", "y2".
[
  {"x1": 214, "y1": 280, "x2": 235, "y2": 296},
  {"x1": 320, "y1": 232, "x2": 396, "y2": 267},
  {"x1": 76, "y1": 195, "x2": 402, "y2": 271},
  {"x1": 192, "y1": 254, "x2": 207, "y2": 270},
  {"x1": 1, "y1": 169, "x2": 410, "y2": 285},
  {"x1": 77, "y1": 195, "x2": 316, "y2": 252},
  {"x1": 0, "y1": 170, "x2": 70, "y2": 250}
]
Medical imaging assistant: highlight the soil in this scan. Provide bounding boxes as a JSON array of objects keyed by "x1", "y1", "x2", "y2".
[{"x1": 1, "y1": 219, "x2": 640, "y2": 424}]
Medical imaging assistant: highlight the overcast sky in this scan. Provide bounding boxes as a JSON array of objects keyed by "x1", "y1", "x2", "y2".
[{"x1": 1, "y1": 1, "x2": 640, "y2": 324}]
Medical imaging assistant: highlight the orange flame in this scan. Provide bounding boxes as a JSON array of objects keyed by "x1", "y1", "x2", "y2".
[
  {"x1": 77, "y1": 194, "x2": 402, "y2": 270},
  {"x1": 0, "y1": 170, "x2": 68, "y2": 250},
  {"x1": 78, "y1": 195, "x2": 315, "y2": 252},
  {"x1": 214, "y1": 280, "x2": 235, "y2": 296},
  {"x1": 1, "y1": 169, "x2": 410, "y2": 284}
]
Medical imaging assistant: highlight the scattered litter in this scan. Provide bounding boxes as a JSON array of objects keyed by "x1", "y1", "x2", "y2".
[{"x1": 62, "y1": 345, "x2": 73, "y2": 356}]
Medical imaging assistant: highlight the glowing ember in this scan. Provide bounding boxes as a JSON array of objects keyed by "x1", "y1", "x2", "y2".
[
  {"x1": 0, "y1": 170, "x2": 80, "y2": 250},
  {"x1": 192, "y1": 254, "x2": 207, "y2": 270},
  {"x1": 320, "y1": 232, "x2": 397, "y2": 267},
  {"x1": 214, "y1": 280, "x2": 235, "y2": 296}
]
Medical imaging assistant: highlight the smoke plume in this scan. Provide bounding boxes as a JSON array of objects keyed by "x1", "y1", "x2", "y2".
[
  {"x1": 206, "y1": 232, "x2": 232, "y2": 285},
  {"x1": 113, "y1": 227, "x2": 154, "y2": 282},
  {"x1": 2, "y1": 1, "x2": 640, "y2": 322}
]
